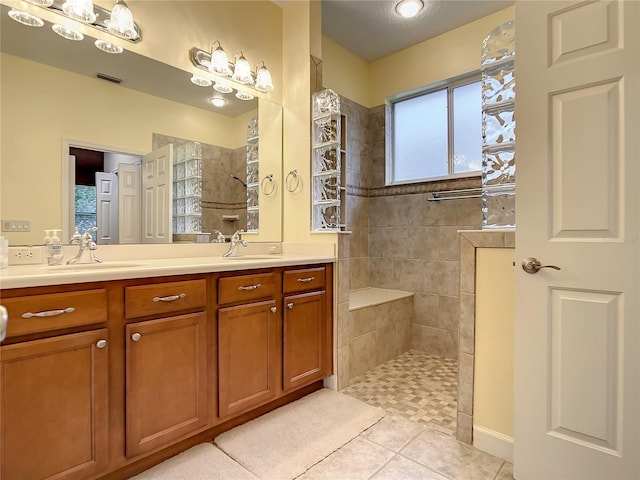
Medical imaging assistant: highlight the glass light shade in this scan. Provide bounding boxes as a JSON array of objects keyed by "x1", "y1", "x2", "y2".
[
  {"x1": 235, "y1": 91, "x2": 255, "y2": 101},
  {"x1": 209, "y1": 97, "x2": 226, "y2": 107},
  {"x1": 395, "y1": 0, "x2": 423, "y2": 18},
  {"x1": 232, "y1": 54, "x2": 253, "y2": 85},
  {"x1": 25, "y1": 0, "x2": 54, "y2": 6},
  {"x1": 255, "y1": 65, "x2": 274, "y2": 92},
  {"x1": 210, "y1": 44, "x2": 232, "y2": 76},
  {"x1": 190, "y1": 75, "x2": 212, "y2": 87},
  {"x1": 213, "y1": 82, "x2": 234, "y2": 94},
  {"x1": 95, "y1": 39, "x2": 123, "y2": 54},
  {"x1": 62, "y1": 0, "x2": 96, "y2": 23},
  {"x1": 52, "y1": 24, "x2": 84, "y2": 41},
  {"x1": 8, "y1": 9, "x2": 44, "y2": 27},
  {"x1": 106, "y1": 0, "x2": 137, "y2": 39}
]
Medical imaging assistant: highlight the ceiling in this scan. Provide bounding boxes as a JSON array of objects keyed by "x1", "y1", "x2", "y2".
[{"x1": 321, "y1": 0, "x2": 514, "y2": 62}]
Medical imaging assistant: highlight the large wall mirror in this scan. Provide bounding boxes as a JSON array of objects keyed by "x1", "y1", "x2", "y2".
[{"x1": 0, "y1": 2, "x2": 282, "y2": 246}]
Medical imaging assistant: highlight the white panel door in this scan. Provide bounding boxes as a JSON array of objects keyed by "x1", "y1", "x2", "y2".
[
  {"x1": 514, "y1": 1, "x2": 639, "y2": 479},
  {"x1": 118, "y1": 163, "x2": 141, "y2": 244},
  {"x1": 95, "y1": 172, "x2": 118, "y2": 244},
  {"x1": 142, "y1": 144, "x2": 173, "y2": 244}
]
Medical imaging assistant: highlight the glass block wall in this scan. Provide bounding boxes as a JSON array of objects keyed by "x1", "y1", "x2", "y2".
[
  {"x1": 481, "y1": 20, "x2": 516, "y2": 229},
  {"x1": 246, "y1": 115, "x2": 259, "y2": 232},
  {"x1": 311, "y1": 88, "x2": 346, "y2": 231},
  {"x1": 172, "y1": 141, "x2": 202, "y2": 233}
]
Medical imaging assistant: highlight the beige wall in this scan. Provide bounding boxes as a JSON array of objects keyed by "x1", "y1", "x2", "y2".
[
  {"x1": 474, "y1": 247, "x2": 514, "y2": 437},
  {"x1": 322, "y1": 6, "x2": 514, "y2": 108}
]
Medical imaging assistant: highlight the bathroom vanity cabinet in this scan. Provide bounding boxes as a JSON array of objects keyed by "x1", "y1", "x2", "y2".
[{"x1": 0, "y1": 262, "x2": 333, "y2": 480}]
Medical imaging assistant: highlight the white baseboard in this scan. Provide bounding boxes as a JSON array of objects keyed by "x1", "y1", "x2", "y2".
[{"x1": 473, "y1": 425, "x2": 514, "y2": 462}]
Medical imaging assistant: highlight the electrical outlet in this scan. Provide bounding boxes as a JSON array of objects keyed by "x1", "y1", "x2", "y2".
[
  {"x1": 10, "y1": 246, "x2": 43, "y2": 265},
  {"x1": 267, "y1": 243, "x2": 282, "y2": 254}
]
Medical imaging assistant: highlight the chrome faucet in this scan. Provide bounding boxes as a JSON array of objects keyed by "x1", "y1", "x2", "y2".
[
  {"x1": 211, "y1": 230, "x2": 226, "y2": 243},
  {"x1": 222, "y1": 230, "x2": 248, "y2": 257},
  {"x1": 67, "y1": 226, "x2": 102, "y2": 264}
]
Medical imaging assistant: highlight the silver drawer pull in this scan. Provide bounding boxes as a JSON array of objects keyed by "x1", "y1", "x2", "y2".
[
  {"x1": 131, "y1": 333, "x2": 142, "y2": 342},
  {"x1": 287, "y1": 302, "x2": 294, "y2": 310},
  {"x1": 296, "y1": 277, "x2": 315, "y2": 283},
  {"x1": 96, "y1": 339, "x2": 107, "y2": 349},
  {"x1": 238, "y1": 284, "x2": 262, "y2": 291},
  {"x1": 22, "y1": 307, "x2": 75, "y2": 319},
  {"x1": 152, "y1": 293, "x2": 186, "y2": 302}
]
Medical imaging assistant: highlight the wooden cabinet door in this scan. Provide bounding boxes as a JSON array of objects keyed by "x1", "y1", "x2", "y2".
[
  {"x1": 1, "y1": 329, "x2": 109, "y2": 480},
  {"x1": 125, "y1": 312, "x2": 208, "y2": 457},
  {"x1": 283, "y1": 291, "x2": 327, "y2": 391},
  {"x1": 218, "y1": 300, "x2": 277, "y2": 418}
]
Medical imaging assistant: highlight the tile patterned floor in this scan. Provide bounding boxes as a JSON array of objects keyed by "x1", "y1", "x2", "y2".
[
  {"x1": 341, "y1": 350, "x2": 458, "y2": 435},
  {"x1": 299, "y1": 414, "x2": 514, "y2": 480}
]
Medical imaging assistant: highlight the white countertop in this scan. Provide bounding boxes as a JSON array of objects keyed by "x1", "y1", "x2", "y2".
[{"x1": 0, "y1": 243, "x2": 336, "y2": 289}]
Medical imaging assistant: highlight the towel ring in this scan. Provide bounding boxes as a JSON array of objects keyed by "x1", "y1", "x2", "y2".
[
  {"x1": 286, "y1": 169, "x2": 300, "y2": 193},
  {"x1": 260, "y1": 174, "x2": 276, "y2": 195}
]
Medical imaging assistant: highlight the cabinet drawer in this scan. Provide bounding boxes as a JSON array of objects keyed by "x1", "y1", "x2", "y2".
[
  {"x1": 3, "y1": 289, "x2": 107, "y2": 338},
  {"x1": 218, "y1": 272, "x2": 276, "y2": 305},
  {"x1": 125, "y1": 279, "x2": 207, "y2": 319},
  {"x1": 283, "y1": 267, "x2": 326, "y2": 294}
]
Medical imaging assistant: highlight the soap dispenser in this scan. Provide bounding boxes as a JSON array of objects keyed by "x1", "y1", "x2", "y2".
[{"x1": 46, "y1": 229, "x2": 64, "y2": 266}]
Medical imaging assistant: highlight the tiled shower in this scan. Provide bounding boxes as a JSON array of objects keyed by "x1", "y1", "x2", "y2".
[{"x1": 336, "y1": 96, "x2": 483, "y2": 434}]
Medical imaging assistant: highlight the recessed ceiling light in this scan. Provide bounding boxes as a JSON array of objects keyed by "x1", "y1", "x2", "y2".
[
  {"x1": 395, "y1": 0, "x2": 424, "y2": 18},
  {"x1": 52, "y1": 24, "x2": 84, "y2": 41},
  {"x1": 235, "y1": 91, "x2": 255, "y2": 101},
  {"x1": 209, "y1": 97, "x2": 226, "y2": 107},
  {"x1": 213, "y1": 82, "x2": 234, "y2": 94}
]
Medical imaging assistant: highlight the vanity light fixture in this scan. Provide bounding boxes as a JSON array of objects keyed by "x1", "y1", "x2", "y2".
[
  {"x1": 94, "y1": 39, "x2": 123, "y2": 54},
  {"x1": 395, "y1": 0, "x2": 424, "y2": 18},
  {"x1": 190, "y1": 44, "x2": 275, "y2": 93},
  {"x1": 7, "y1": 9, "x2": 44, "y2": 27},
  {"x1": 62, "y1": 0, "x2": 96, "y2": 24},
  {"x1": 190, "y1": 75, "x2": 213, "y2": 87},
  {"x1": 254, "y1": 61, "x2": 274, "y2": 92},
  {"x1": 6, "y1": 0, "x2": 142, "y2": 52},
  {"x1": 52, "y1": 23, "x2": 84, "y2": 41},
  {"x1": 232, "y1": 52, "x2": 254, "y2": 85}
]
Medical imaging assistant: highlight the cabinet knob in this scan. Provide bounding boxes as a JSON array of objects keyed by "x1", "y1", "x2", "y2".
[
  {"x1": 287, "y1": 302, "x2": 294, "y2": 310},
  {"x1": 96, "y1": 339, "x2": 107, "y2": 349},
  {"x1": 270, "y1": 306, "x2": 277, "y2": 313},
  {"x1": 131, "y1": 332, "x2": 142, "y2": 342}
]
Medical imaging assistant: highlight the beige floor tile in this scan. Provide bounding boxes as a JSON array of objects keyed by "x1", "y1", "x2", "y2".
[
  {"x1": 400, "y1": 429, "x2": 504, "y2": 480},
  {"x1": 496, "y1": 461, "x2": 514, "y2": 480},
  {"x1": 370, "y1": 455, "x2": 449, "y2": 480},
  {"x1": 299, "y1": 437, "x2": 394, "y2": 480},
  {"x1": 361, "y1": 414, "x2": 425, "y2": 452}
]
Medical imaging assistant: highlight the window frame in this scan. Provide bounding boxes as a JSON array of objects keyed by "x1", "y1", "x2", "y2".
[{"x1": 385, "y1": 71, "x2": 483, "y2": 186}]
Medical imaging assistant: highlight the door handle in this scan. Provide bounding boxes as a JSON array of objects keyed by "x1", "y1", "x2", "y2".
[
  {"x1": 522, "y1": 257, "x2": 561, "y2": 274},
  {"x1": 0, "y1": 305, "x2": 7, "y2": 343}
]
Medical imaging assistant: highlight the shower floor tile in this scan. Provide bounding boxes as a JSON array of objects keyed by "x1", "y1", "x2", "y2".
[{"x1": 341, "y1": 350, "x2": 458, "y2": 435}]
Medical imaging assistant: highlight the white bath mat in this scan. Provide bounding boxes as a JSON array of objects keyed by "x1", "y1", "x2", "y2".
[
  {"x1": 130, "y1": 443, "x2": 257, "y2": 480},
  {"x1": 214, "y1": 388, "x2": 385, "y2": 480}
]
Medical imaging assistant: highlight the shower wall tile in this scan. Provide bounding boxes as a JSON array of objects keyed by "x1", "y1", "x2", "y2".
[
  {"x1": 456, "y1": 413, "x2": 473, "y2": 444},
  {"x1": 350, "y1": 226, "x2": 369, "y2": 258},
  {"x1": 459, "y1": 293, "x2": 476, "y2": 355},
  {"x1": 369, "y1": 227, "x2": 408, "y2": 258},
  {"x1": 438, "y1": 295, "x2": 460, "y2": 332},
  {"x1": 460, "y1": 237, "x2": 477, "y2": 295},
  {"x1": 458, "y1": 352, "x2": 474, "y2": 415},
  {"x1": 406, "y1": 226, "x2": 440, "y2": 260},
  {"x1": 350, "y1": 308, "x2": 377, "y2": 339},
  {"x1": 393, "y1": 259, "x2": 424, "y2": 292},
  {"x1": 397, "y1": 318, "x2": 413, "y2": 353},
  {"x1": 369, "y1": 257, "x2": 395, "y2": 289},
  {"x1": 412, "y1": 325, "x2": 458, "y2": 358},
  {"x1": 338, "y1": 258, "x2": 350, "y2": 305},
  {"x1": 337, "y1": 301, "x2": 350, "y2": 349},
  {"x1": 337, "y1": 345, "x2": 350, "y2": 390},
  {"x1": 414, "y1": 293, "x2": 439, "y2": 327},
  {"x1": 349, "y1": 257, "x2": 369, "y2": 291},
  {"x1": 423, "y1": 261, "x2": 459, "y2": 297},
  {"x1": 375, "y1": 323, "x2": 398, "y2": 365},
  {"x1": 338, "y1": 231, "x2": 350, "y2": 258},
  {"x1": 350, "y1": 331, "x2": 377, "y2": 379}
]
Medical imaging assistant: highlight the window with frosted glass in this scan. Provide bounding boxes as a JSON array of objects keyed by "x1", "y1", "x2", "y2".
[{"x1": 388, "y1": 76, "x2": 481, "y2": 184}]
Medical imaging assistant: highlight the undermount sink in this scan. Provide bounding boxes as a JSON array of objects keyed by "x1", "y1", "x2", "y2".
[{"x1": 46, "y1": 262, "x2": 145, "y2": 272}]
